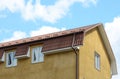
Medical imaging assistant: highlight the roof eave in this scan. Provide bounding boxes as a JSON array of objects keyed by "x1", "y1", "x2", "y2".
[{"x1": 98, "y1": 24, "x2": 118, "y2": 75}]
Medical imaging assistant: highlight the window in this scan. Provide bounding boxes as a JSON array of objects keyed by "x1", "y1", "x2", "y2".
[
  {"x1": 31, "y1": 46, "x2": 44, "y2": 63},
  {"x1": 6, "y1": 51, "x2": 17, "y2": 67},
  {"x1": 95, "y1": 52, "x2": 100, "y2": 70}
]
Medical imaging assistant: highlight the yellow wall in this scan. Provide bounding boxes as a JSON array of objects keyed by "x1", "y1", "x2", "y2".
[
  {"x1": 79, "y1": 27, "x2": 111, "y2": 79},
  {"x1": 0, "y1": 48, "x2": 76, "y2": 79}
]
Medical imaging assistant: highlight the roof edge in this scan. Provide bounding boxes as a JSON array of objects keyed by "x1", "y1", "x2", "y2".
[
  {"x1": 84, "y1": 23, "x2": 103, "y2": 32},
  {"x1": 98, "y1": 24, "x2": 118, "y2": 75}
]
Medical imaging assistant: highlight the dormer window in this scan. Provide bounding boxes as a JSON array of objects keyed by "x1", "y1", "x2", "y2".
[
  {"x1": 6, "y1": 51, "x2": 17, "y2": 67},
  {"x1": 31, "y1": 46, "x2": 44, "y2": 63}
]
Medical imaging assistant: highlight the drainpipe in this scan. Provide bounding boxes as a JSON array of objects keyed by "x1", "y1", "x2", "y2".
[{"x1": 72, "y1": 33, "x2": 79, "y2": 79}]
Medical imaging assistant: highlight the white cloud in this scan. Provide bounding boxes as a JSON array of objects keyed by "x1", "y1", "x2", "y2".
[
  {"x1": 105, "y1": 16, "x2": 120, "y2": 79},
  {"x1": 105, "y1": 17, "x2": 120, "y2": 45},
  {"x1": 1, "y1": 26, "x2": 66, "y2": 42},
  {"x1": 0, "y1": 0, "x2": 25, "y2": 12},
  {"x1": 30, "y1": 26, "x2": 66, "y2": 36},
  {"x1": 2, "y1": 31, "x2": 26, "y2": 42},
  {"x1": 105, "y1": 17, "x2": 120, "y2": 71},
  {"x1": 0, "y1": 0, "x2": 97, "y2": 22}
]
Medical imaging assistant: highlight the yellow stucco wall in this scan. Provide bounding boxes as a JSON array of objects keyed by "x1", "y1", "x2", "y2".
[
  {"x1": 0, "y1": 48, "x2": 76, "y2": 79},
  {"x1": 79, "y1": 27, "x2": 111, "y2": 79}
]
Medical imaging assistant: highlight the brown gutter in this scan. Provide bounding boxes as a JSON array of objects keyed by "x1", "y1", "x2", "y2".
[{"x1": 72, "y1": 33, "x2": 79, "y2": 79}]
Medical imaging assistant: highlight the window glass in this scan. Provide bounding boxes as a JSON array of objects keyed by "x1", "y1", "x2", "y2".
[
  {"x1": 6, "y1": 51, "x2": 17, "y2": 67},
  {"x1": 95, "y1": 52, "x2": 100, "y2": 70},
  {"x1": 32, "y1": 46, "x2": 44, "y2": 63}
]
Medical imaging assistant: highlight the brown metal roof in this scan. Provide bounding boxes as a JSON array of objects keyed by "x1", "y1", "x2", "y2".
[
  {"x1": 0, "y1": 23, "x2": 101, "y2": 48},
  {"x1": 15, "y1": 44, "x2": 29, "y2": 56},
  {"x1": 42, "y1": 32, "x2": 84, "y2": 52}
]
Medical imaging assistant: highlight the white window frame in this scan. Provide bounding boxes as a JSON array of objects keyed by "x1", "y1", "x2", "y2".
[
  {"x1": 31, "y1": 46, "x2": 44, "y2": 63},
  {"x1": 95, "y1": 52, "x2": 100, "y2": 70},
  {"x1": 6, "y1": 51, "x2": 17, "y2": 67}
]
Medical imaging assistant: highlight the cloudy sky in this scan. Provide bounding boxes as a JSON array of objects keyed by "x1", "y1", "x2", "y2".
[{"x1": 0, "y1": 0, "x2": 120, "y2": 79}]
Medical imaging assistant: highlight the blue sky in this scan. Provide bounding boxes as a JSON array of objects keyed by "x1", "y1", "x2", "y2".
[{"x1": 0, "y1": 0, "x2": 120, "y2": 79}]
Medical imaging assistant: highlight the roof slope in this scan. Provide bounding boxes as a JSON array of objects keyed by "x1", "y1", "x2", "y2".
[{"x1": 0, "y1": 23, "x2": 98, "y2": 48}]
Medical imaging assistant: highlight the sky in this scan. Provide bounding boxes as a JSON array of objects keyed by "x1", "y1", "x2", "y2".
[{"x1": 0, "y1": 0, "x2": 120, "y2": 78}]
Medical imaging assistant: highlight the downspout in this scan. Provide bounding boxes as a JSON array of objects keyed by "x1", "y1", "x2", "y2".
[{"x1": 72, "y1": 33, "x2": 79, "y2": 79}]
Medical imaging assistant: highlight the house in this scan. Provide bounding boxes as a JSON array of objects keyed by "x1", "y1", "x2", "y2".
[{"x1": 0, "y1": 23, "x2": 117, "y2": 79}]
